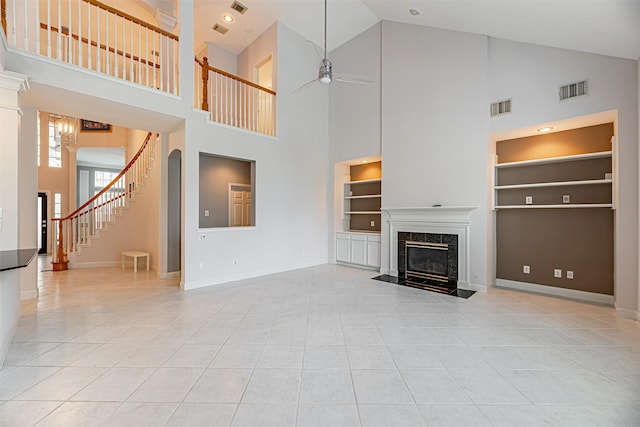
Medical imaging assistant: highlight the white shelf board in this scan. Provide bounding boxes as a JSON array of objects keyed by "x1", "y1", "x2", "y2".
[
  {"x1": 495, "y1": 151, "x2": 612, "y2": 168},
  {"x1": 495, "y1": 179, "x2": 612, "y2": 190},
  {"x1": 495, "y1": 204, "x2": 613, "y2": 209},
  {"x1": 344, "y1": 178, "x2": 382, "y2": 185},
  {"x1": 344, "y1": 211, "x2": 382, "y2": 214},
  {"x1": 344, "y1": 194, "x2": 382, "y2": 199}
]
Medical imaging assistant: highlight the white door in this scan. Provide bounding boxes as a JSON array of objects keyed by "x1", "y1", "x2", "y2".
[{"x1": 229, "y1": 184, "x2": 252, "y2": 226}]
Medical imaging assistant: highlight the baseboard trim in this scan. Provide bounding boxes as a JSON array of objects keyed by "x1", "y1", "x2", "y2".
[
  {"x1": 616, "y1": 308, "x2": 640, "y2": 321},
  {"x1": 464, "y1": 282, "x2": 487, "y2": 293},
  {"x1": 495, "y1": 279, "x2": 614, "y2": 306},
  {"x1": 20, "y1": 290, "x2": 37, "y2": 300},
  {"x1": 335, "y1": 261, "x2": 379, "y2": 271},
  {"x1": 379, "y1": 268, "x2": 389, "y2": 275},
  {"x1": 184, "y1": 259, "x2": 328, "y2": 291},
  {"x1": 72, "y1": 261, "x2": 121, "y2": 269}
]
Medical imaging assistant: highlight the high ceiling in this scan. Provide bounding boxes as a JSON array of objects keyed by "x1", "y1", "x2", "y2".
[{"x1": 193, "y1": 0, "x2": 640, "y2": 60}]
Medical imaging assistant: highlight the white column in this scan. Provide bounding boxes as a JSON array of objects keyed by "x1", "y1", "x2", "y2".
[{"x1": 0, "y1": 70, "x2": 30, "y2": 368}]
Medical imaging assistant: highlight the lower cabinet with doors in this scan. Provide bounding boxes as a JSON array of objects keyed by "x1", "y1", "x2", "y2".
[{"x1": 336, "y1": 232, "x2": 381, "y2": 269}]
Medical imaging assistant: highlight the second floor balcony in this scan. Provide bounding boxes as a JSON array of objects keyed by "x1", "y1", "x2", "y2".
[{"x1": 2, "y1": 0, "x2": 276, "y2": 137}]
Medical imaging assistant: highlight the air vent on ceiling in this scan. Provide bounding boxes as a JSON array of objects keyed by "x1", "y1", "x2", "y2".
[
  {"x1": 230, "y1": 1, "x2": 248, "y2": 14},
  {"x1": 490, "y1": 99, "x2": 512, "y2": 117},
  {"x1": 559, "y1": 80, "x2": 588, "y2": 101},
  {"x1": 213, "y1": 23, "x2": 229, "y2": 35}
]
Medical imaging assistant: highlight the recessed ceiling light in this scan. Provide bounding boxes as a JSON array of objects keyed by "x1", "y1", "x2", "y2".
[
  {"x1": 537, "y1": 126, "x2": 554, "y2": 133},
  {"x1": 409, "y1": 9, "x2": 420, "y2": 16},
  {"x1": 223, "y1": 14, "x2": 234, "y2": 23}
]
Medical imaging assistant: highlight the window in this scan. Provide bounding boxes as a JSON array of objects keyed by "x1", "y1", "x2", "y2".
[
  {"x1": 48, "y1": 119, "x2": 61, "y2": 168},
  {"x1": 94, "y1": 170, "x2": 119, "y2": 189},
  {"x1": 54, "y1": 193, "x2": 62, "y2": 219}
]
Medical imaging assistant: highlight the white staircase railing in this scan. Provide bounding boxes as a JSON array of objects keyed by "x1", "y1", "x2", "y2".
[
  {"x1": 51, "y1": 131, "x2": 158, "y2": 270},
  {"x1": 3, "y1": 0, "x2": 179, "y2": 95},
  {"x1": 195, "y1": 56, "x2": 276, "y2": 137}
]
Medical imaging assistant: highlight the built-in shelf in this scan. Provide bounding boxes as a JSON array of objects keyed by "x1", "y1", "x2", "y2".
[
  {"x1": 495, "y1": 179, "x2": 612, "y2": 190},
  {"x1": 344, "y1": 178, "x2": 382, "y2": 185},
  {"x1": 496, "y1": 150, "x2": 612, "y2": 168},
  {"x1": 344, "y1": 194, "x2": 382, "y2": 199},
  {"x1": 495, "y1": 204, "x2": 613, "y2": 209}
]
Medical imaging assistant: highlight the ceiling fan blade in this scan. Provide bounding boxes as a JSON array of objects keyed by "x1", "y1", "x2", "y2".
[
  {"x1": 333, "y1": 74, "x2": 373, "y2": 85},
  {"x1": 292, "y1": 78, "x2": 319, "y2": 94}
]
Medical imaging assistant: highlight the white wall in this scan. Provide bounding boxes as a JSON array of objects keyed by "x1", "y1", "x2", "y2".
[
  {"x1": 380, "y1": 22, "x2": 490, "y2": 289},
  {"x1": 637, "y1": 55, "x2": 640, "y2": 319},
  {"x1": 329, "y1": 23, "x2": 381, "y2": 163},
  {"x1": 204, "y1": 43, "x2": 238, "y2": 75},
  {"x1": 238, "y1": 24, "x2": 278, "y2": 89},
  {"x1": 181, "y1": 22, "x2": 329, "y2": 290},
  {"x1": 488, "y1": 38, "x2": 639, "y2": 317}
]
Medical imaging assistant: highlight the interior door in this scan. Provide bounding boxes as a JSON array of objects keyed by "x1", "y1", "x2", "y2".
[
  {"x1": 37, "y1": 192, "x2": 47, "y2": 254},
  {"x1": 229, "y1": 184, "x2": 252, "y2": 226}
]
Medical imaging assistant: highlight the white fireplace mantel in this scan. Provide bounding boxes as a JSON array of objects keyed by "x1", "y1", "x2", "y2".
[{"x1": 381, "y1": 206, "x2": 476, "y2": 288}]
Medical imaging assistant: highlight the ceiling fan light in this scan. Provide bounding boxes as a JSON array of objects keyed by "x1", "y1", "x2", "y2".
[{"x1": 319, "y1": 75, "x2": 332, "y2": 84}]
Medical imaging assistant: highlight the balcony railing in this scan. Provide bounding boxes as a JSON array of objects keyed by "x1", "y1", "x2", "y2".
[
  {"x1": 2, "y1": 0, "x2": 179, "y2": 95},
  {"x1": 195, "y1": 56, "x2": 276, "y2": 137}
]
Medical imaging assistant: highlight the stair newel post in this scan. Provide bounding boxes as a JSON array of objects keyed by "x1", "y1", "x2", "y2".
[
  {"x1": 201, "y1": 56, "x2": 209, "y2": 111},
  {"x1": 52, "y1": 219, "x2": 69, "y2": 271}
]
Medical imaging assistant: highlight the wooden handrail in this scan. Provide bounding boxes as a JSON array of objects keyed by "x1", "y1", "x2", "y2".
[
  {"x1": 86, "y1": 0, "x2": 177, "y2": 40},
  {"x1": 1, "y1": 0, "x2": 6, "y2": 36},
  {"x1": 195, "y1": 56, "x2": 276, "y2": 96},
  {"x1": 54, "y1": 132, "x2": 154, "y2": 222},
  {"x1": 40, "y1": 23, "x2": 160, "y2": 69}
]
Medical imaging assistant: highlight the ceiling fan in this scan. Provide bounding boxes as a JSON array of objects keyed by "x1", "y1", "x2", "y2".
[{"x1": 293, "y1": 0, "x2": 372, "y2": 93}]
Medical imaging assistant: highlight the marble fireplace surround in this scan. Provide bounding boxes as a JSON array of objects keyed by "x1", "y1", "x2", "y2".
[{"x1": 381, "y1": 207, "x2": 476, "y2": 289}]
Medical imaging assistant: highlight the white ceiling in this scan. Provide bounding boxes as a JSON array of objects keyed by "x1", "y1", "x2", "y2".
[{"x1": 194, "y1": 0, "x2": 640, "y2": 60}]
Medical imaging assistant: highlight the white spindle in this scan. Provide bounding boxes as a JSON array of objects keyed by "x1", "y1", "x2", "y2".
[
  {"x1": 129, "y1": 21, "x2": 134, "y2": 82},
  {"x1": 47, "y1": 0, "x2": 51, "y2": 57},
  {"x1": 153, "y1": 34, "x2": 157, "y2": 88},
  {"x1": 97, "y1": 7, "x2": 101, "y2": 72},
  {"x1": 145, "y1": 28, "x2": 149, "y2": 87},
  {"x1": 57, "y1": 0, "x2": 61, "y2": 59},
  {"x1": 77, "y1": 0, "x2": 81, "y2": 66},
  {"x1": 105, "y1": 11, "x2": 110, "y2": 74},
  {"x1": 67, "y1": 0, "x2": 72, "y2": 64},
  {"x1": 23, "y1": 0, "x2": 28, "y2": 50},
  {"x1": 87, "y1": 4, "x2": 91, "y2": 69},
  {"x1": 35, "y1": 0, "x2": 40, "y2": 54},
  {"x1": 113, "y1": 14, "x2": 118, "y2": 77},
  {"x1": 11, "y1": 0, "x2": 16, "y2": 46}
]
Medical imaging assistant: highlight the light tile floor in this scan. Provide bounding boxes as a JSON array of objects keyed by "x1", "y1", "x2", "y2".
[{"x1": 1, "y1": 261, "x2": 639, "y2": 426}]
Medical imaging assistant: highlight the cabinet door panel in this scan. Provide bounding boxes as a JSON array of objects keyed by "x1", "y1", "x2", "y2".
[
  {"x1": 366, "y1": 241, "x2": 380, "y2": 268},
  {"x1": 336, "y1": 238, "x2": 350, "y2": 262},
  {"x1": 350, "y1": 240, "x2": 366, "y2": 265}
]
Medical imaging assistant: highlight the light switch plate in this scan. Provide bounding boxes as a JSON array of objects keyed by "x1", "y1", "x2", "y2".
[{"x1": 554, "y1": 269, "x2": 562, "y2": 278}]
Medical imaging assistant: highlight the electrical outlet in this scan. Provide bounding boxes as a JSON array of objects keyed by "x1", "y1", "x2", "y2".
[
  {"x1": 370, "y1": 220, "x2": 375, "y2": 227},
  {"x1": 554, "y1": 269, "x2": 562, "y2": 278},
  {"x1": 567, "y1": 270, "x2": 574, "y2": 279},
  {"x1": 562, "y1": 195, "x2": 570, "y2": 204},
  {"x1": 200, "y1": 234, "x2": 206, "y2": 240},
  {"x1": 525, "y1": 196, "x2": 533, "y2": 205},
  {"x1": 523, "y1": 265, "x2": 530, "y2": 274},
  {"x1": 204, "y1": 209, "x2": 210, "y2": 217}
]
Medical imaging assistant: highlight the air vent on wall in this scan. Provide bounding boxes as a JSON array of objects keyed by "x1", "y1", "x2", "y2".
[
  {"x1": 230, "y1": 1, "x2": 248, "y2": 14},
  {"x1": 490, "y1": 99, "x2": 512, "y2": 117},
  {"x1": 559, "y1": 80, "x2": 588, "y2": 101},
  {"x1": 213, "y1": 23, "x2": 229, "y2": 35}
]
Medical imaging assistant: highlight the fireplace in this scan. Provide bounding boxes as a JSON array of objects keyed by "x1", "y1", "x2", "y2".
[
  {"x1": 406, "y1": 241, "x2": 449, "y2": 282},
  {"x1": 377, "y1": 207, "x2": 477, "y2": 297}
]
